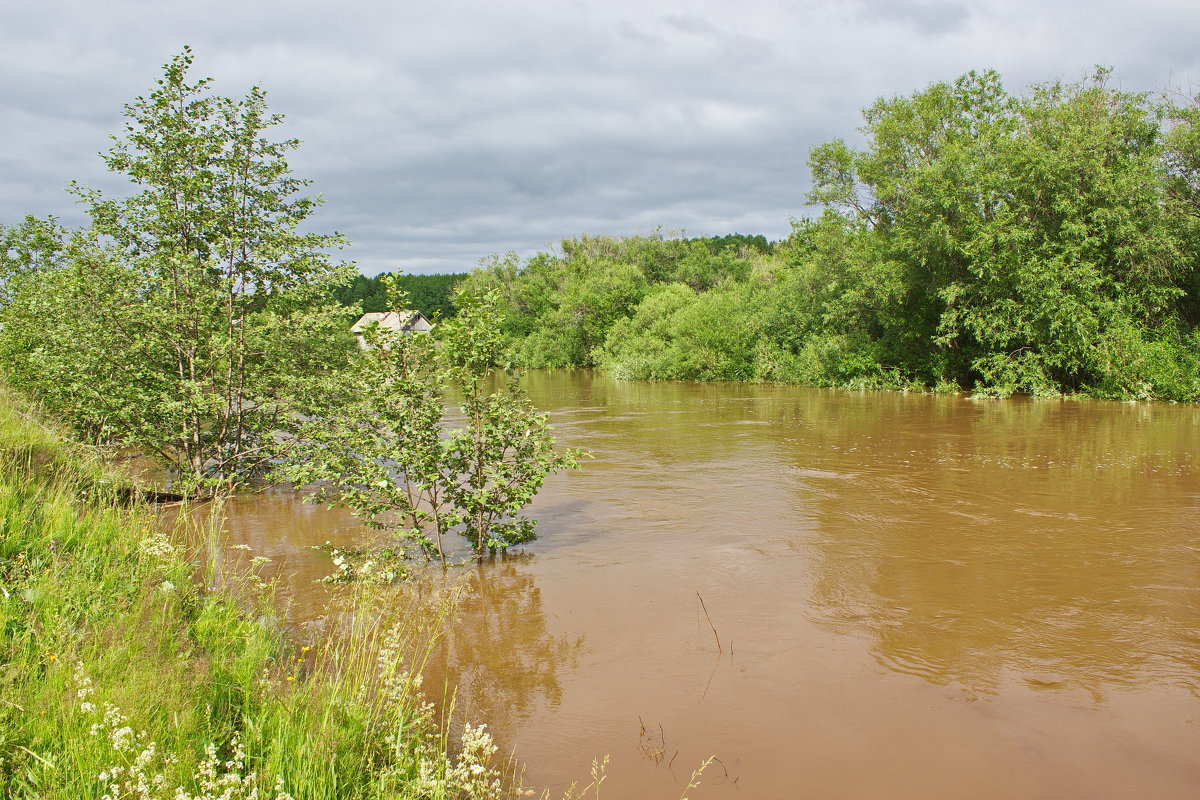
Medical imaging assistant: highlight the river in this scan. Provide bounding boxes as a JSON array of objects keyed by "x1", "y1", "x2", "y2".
[{"x1": 215, "y1": 369, "x2": 1200, "y2": 799}]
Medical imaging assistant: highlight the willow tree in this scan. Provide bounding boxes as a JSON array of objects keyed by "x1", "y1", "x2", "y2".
[
  {"x1": 806, "y1": 68, "x2": 1195, "y2": 398},
  {"x1": 1, "y1": 48, "x2": 354, "y2": 493}
]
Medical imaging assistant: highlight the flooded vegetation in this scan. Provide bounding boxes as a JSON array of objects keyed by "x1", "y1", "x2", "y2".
[
  {"x1": 0, "y1": 385, "x2": 524, "y2": 799},
  {"x1": 6, "y1": 49, "x2": 1200, "y2": 799},
  {"x1": 218, "y1": 370, "x2": 1200, "y2": 799}
]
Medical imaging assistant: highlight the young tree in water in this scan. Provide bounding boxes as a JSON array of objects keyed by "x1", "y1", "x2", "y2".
[
  {"x1": 0, "y1": 48, "x2": 355, "y2": 494},
  {"x1": 286, "y1": 280, "x2": 581, "y2": 571}
]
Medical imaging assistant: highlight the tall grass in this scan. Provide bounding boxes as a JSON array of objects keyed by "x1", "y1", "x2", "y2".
[{"x1": 0, "y1": 386, "x2": 516, "y2": 799}]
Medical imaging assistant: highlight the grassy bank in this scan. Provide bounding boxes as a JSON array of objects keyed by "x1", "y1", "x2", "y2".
[{"x1": 0, "y1": 386, "x2": 516, "y2": 799}]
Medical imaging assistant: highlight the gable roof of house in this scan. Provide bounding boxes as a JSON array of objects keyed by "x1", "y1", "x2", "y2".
[{"x1": 350, "y1": 310, "x2": 432, "y2": 334}]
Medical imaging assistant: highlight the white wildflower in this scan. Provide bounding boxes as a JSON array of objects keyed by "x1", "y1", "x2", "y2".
[
  {"x1": 110, "y1": 725, "x2": 135, "y2": 752},
  {"x1": 140, "y1": 530, "x2": 177, "y2": 562},
  {"x1": 74, "y1": 662, "x2": 95, "y2": 699}
]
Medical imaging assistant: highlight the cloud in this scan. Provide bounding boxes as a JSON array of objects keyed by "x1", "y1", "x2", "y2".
[
  {"x1": 2, "y1": 0, "x2": 1199, "y2": 274},
  {"x1": 856, "y1": 0, "x2": 971, "y2": 36}
]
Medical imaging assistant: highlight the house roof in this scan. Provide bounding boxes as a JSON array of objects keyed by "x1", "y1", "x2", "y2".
[{"x1": 350, "y1": 310, "x2": 431, "y2": 334}]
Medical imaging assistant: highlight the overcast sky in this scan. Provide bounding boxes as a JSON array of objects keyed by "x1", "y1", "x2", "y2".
[{"x1": 3, "y1": 1, "x2": 1199, "y2": 275}]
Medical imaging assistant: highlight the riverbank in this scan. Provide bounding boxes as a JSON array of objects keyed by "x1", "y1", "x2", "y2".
[{"x1": 0, "y1": 386, "x2": 515, "y2": 799}]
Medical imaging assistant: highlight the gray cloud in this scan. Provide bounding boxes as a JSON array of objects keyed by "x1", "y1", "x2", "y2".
[
  {"x1": 2, "y1": 0, "x2": 1199, "y2": 274},
  {"x1": 856, "y1": 0, "x2": 971, "y2": 36}
]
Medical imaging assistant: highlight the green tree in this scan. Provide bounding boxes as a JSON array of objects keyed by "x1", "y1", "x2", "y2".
[
  {"x1": 0, "y1": 48, "x2": 355, "y2": 493},
  {"x1": 0, "y1": 215, "x2": 67, "y2": 308},
  {"x1": 598, "y1": 281, "x2": 761, "y2": 381},
  {"x1": 286, "y1": 281, "x2": 582, "y2": 567},
  {"x1": 807, "y1": 68, "x2": 1195, "y2": 397},
  {"x1": 397, "y1": 272, "x2": 468, "y2": 319},
  {"x1": 1163, "y1": 88, "x2": 1200, "y2": 328},
  {"x1": 330, "y1": 273, "x2": 389, "y2": 315}
]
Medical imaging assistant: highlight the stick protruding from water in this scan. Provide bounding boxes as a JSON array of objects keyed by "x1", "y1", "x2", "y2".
[{"x1": 696, "y1": 592, "x2": 723, "y2": 653}]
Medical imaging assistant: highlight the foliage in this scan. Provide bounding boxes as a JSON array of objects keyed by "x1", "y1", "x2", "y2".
[
  {"x1": 460, "y1": 67, "x2": 1200, "y2": 401},
  {"x1": 598, "y1": 282, "x2": 761, "y2": 381},
  {"x1": 458, "y1": 233, "x2": 767, "y2": 369},
  {"x1": 0, "y1": 383, "x2": 520, "y2": 799},
  {"x1": 1162, "y1": 86, "x2": 1200, "y2": 328},
  {"x1": 398, "y1": 272, "x2": 469, "y2": 319},
  {"x1": 332, "y1": 272, "x2": 467, "y2": 320},
  {"x1": 806, "y1": 68, "x2": 1198, "y2": 398},
  {"x1": 0, "y1": 215, "x2": 67, "y2": 308},
  {"x1": 332, "y1": 273, "x2": 391, "y2": 315},
  {"x1": 0, "y1": 48, "x2": 356, "y2": 494},
  {"x1": 285, "y1": 281, "x2": 582, "y2": 563}
]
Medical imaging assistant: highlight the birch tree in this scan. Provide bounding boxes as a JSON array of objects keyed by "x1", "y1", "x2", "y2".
[{"x1": 1, "y1": 48, "x2": 354, "y2": 493}]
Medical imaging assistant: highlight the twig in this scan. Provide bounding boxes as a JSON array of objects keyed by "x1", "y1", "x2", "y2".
[
  {"x1": 696, "y1": 592, "x2": 723, "y2": 653},
  {"x1": 698, "y1": 650, "x2": 720, "y2": 705}
]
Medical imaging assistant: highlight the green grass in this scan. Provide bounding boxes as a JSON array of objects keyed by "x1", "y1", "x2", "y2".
[{"x1": 0, "y1": 385, "x2": 516, "y2": 799}]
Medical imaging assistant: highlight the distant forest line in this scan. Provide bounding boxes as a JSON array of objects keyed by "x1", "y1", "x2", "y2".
[{"x1": 332, "y1": 272, "x2": 467, "y2": 320}]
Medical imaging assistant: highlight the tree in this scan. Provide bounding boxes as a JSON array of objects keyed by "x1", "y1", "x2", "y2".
[
  {"x1": 396, "y1": 272, "x2": 468, "y2": 319},
  {"x1": 0, "y1": 215, "x2": 68, "y2": 308},
  {"x1": 0, "y1": 48, "x2": 355, "y2": 493},
  {"x1": 806, "y1": 68, "x2": 1194, "y2": 397},
  {"x1": 330, "y1": 273, "x2": 389, "y2": 316},
  {"x1": 286, "y1": 280, "x2": 582, "y2": 569},
  {"x1": 1163, "y1": 86, "x2": 1200, "y2": 328}
]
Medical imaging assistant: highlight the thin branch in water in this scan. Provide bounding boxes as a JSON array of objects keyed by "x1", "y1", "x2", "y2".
[
  {"x1": 696, "y1": 591, "x2": 723, "y2": 653},
  {"x1": 698, "y1": 650, "x2": 721, "y2": 705},
  {"x1": 710, "y1": 756, "x2": 730, "y2": 783}
]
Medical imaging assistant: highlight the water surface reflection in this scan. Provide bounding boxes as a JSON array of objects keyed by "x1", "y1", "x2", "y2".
[
  {"x1": 793, "y1": 394, "x2": 1200, "y2": 696},
  {"x1": 427, "y1": 556, "x2": 585, "y2": 729},
  {"x1": 217, "y1": 371, "x2": 1200, "y2": 799}
]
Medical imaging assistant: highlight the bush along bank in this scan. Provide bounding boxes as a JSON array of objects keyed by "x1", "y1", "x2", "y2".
[{"x1": 0, "y1": 385, "x2": 520, "y2": 800}]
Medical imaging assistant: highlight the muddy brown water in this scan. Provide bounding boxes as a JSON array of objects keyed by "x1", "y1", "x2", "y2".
[{"x1": 215, "y1": 370, "x2": 1200, "y2": 799}]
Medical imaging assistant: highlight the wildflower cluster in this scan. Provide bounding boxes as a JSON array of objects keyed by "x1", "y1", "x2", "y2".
[
  {"x1": 437, "y1": 723, "x2": 504, "y2": 799},
  {"x1": 139, "y1": 526, "x2": 177, "y2": 565},
  {"x1": 74, "y1": 666, "x2": 294, "y2": 800},
  {"x1": 361, "y1": 621, "x2": 507, "y2": 799},
  {"x1": 174, "y1": 735, "x2": 293, "y2": 800}
]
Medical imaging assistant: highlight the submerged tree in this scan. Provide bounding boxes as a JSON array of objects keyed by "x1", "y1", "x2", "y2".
[
  {"x1": 286, "y1": 280, "x2": 582, "y2": 569},
  {"x1": 0, "y1": 48, "x2": 355, "y2": 493}
]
